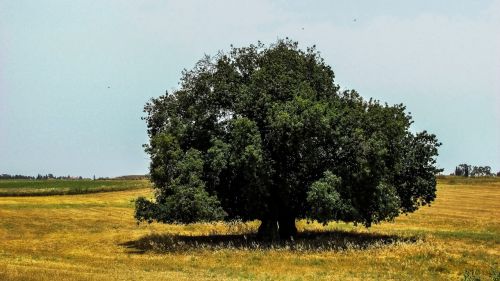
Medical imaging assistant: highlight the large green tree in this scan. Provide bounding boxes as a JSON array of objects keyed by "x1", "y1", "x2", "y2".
[{"x1": 135, "y1": 40, "x2": 441, "y2": 240}]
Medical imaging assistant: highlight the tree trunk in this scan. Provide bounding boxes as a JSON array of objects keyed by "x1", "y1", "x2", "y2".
[
  {"x1": 258, "y1": 217, "x2": 297, "y2": 241},
  {"x1": 257, "y1": 219, "x2": 279, "y2": 242},
  {"x1": 278, "y1": 216, "x2": 297, "y2": 240}
]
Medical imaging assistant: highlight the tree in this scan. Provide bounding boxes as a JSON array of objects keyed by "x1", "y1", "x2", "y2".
[
  {"x1": 135, "y1": 39, "x2": 442, "y2": 240},
  {"x1": 455, "y1": 164, "x2": 471, "y2": 177},
  {"x1": 470, "y1": 166, "x2": 492, "y2": 177}
]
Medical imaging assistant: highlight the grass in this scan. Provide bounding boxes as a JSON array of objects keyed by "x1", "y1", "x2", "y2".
[
  {"x1": 0, "y1": 179, "x2": 151, "y2": 196},
  {"x1": 0, "y1": 177, "x2": 498, "y2": 280},
  {"x1": 437, "y1": 175, "x2": 500, "y2": 186}
]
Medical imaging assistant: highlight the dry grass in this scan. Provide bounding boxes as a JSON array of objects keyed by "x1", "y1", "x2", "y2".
[{"x1": 0, "y1": 177, "x2": 498, "y2": 280}]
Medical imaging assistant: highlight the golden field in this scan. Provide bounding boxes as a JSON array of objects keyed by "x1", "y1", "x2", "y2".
[{"x1": 0, "y1": 177, "x2": 499, "y2": 280}]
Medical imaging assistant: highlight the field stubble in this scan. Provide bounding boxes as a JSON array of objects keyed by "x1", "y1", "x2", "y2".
[{"x1": 0, "y1": 177, "x2": 498, "y2": 280}]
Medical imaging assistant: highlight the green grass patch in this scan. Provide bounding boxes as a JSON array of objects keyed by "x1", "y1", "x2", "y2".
[
  {"x1": 432, "y1": 230, "x2": 499, "y2": 243},
  {"x1": 437, "y1": 176, "x2": 500, "y2": 186},
  {"x1": 0, "y1": 179, "x2": 151, "y2": 196}
]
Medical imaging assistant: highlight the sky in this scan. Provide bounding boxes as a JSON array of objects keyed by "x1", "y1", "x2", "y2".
[{"x1": 1, "y1": 0, "x2": 499, "y2": 177}]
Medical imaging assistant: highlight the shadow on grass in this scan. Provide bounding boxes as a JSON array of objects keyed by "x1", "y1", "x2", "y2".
[{"x1": 120, "y1": 229, "x2": 420, "y2": 254}]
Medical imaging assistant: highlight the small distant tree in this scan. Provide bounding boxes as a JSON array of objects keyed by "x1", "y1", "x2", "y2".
[
  {"x1": 470, "y1": 166, "x2": 478, "y2": 177},
  {"x1": 455, "y1": 164, "x2": 471, "y2": 177},
  {"x1": 470, "y1": 166, "x2": 492, "y2": 177},
  {"x1": 483, "y1": 166, "x2": 492, "y2": 176},
  {"x1": 135, "y1": 40, "x2": 442, "y2": 240}
]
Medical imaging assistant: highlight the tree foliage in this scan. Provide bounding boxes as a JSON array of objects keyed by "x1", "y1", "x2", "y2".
[
  {"x1": 135, "y1": 39, "x2": 442, "y2": 240},
  {"x1": 455, "y1": 164, "x2": 492, "y2": 177},
  {"x1": 470, "y1": 166, "x2": 492, "y2": 177},
  {"x1": 455, "y1": 164, "x2": 471, "y2": 177}
]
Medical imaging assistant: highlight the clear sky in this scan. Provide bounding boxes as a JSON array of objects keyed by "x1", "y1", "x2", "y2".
[{"x1": 1, "y1": 0, "x2": 499, "y2": 177}]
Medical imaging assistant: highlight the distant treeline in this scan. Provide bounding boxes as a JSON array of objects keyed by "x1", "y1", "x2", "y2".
[
  {"x1": 0, "y1": 174, "x2": 86, "y2": 180},
  {"x1": 0, "y1": 174, "x2": 36, "y2": 180},
  {"x1": 0, "y1": 173, "x2": 149, "y2": 180},
  {"x1": 452, "y1": 164, "x2": 500, "y2": 177}
]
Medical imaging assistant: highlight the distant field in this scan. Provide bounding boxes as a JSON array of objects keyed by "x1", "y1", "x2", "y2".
[
  {"x1": 0, "y1": 177, "x2": 498, "y2": 280},
  {"x1": 437, "y1": 175, "x2": 500, "y2": 186},
  {"x1": 0, "y1": 179, "x2": 151, "y2": 196}
]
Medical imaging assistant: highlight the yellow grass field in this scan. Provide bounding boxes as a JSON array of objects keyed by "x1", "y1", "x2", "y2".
[{"x1": 0, "y1": 177, "x2": 499, "y2": 280}]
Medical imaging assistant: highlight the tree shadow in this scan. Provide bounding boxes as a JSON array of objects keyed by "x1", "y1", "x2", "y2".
[{"x1": 120, "y1": 229, "x2": 420, "y2": 254}]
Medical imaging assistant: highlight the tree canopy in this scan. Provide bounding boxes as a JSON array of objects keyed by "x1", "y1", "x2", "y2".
[
  {"x1": 455, "y1": 164, "x2": 493, "y2": 177},
  {"x1": 135, "y1": 39, "x2": 441, "y2": 240}
]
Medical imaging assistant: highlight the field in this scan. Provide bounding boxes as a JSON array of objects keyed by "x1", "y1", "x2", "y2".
[
  {"x1": 0, "y1": 179, "x2": 151, "y2": 196},
  {"x1": 0, "y1": 177, "x2": 498, "y2": 280}
]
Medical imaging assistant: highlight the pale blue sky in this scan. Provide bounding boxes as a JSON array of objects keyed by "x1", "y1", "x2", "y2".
[{"x1": 1, "y1": 0, "x2": 499, "y2": 177}]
